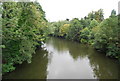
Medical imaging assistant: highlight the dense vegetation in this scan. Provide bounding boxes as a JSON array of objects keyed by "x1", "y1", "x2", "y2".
[
  {"x1": 1, "y1": 1, "x2": 119, "y2": 75},
  {"x1": 48, "y1": 9, "x2": 120, "y2": 60},
  {"x1": 1, "y1": 2, "x2": 48, "y2": 74}
]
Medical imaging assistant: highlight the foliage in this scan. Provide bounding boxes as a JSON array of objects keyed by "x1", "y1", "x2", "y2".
[
  {"x1": 48, "y1": 20, "x2": 70, "y2": 37},
  {"x1": 2, "y1": 1, "x2": 119, "y2": 75},
  {"x1": 93, "y1": 16, "x2": 119, "y2": 58},
  {"x1": 80, "y1": 28, "x2": 90, "y2": 43},
  {"x1": 67, "y1": 18, "x2": 83, "y2": 41},
  {"x1": 59, "y1": 24, "x2": 70, "y2": 37},
  {"x1": 90, "y1": 19, "x2": 99, "y2": 28},
  {"x1": 87, "y1": 9, "x2": 104, "y2": 22},
  {"x1": 80, "y1": 18, "x2": 91, "y2": 28},
  {"x1": 48, "y1": 9, "x2": 119, "y2": 60},
  {"x1": 2, "y1": 2, "x2": 47, "y2": 74},
  {"x1": 110, "y1": 9, "x2": 116, "y2": 17}
]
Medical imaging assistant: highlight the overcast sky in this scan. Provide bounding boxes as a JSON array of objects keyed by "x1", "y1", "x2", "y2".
[{"x1": 38, "y1": 0, "x2": 119, "y2": 22}]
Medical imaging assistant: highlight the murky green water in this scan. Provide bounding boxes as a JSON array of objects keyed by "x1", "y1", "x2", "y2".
[{"x1": 3, "y1": 37, "x2": 119, "y2": 79}]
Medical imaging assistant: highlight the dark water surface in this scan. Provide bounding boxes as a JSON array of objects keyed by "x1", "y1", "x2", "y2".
[{"x1": 3, "y1": 37, "x2": 119, "y2": 79}]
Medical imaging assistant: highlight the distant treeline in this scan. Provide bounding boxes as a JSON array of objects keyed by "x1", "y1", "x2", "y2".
[
  {"x1": 1, "y1": 1, "x2": 120, "y2": 75},
  {"x1": 48, "y1": 9, "x2": 120, "y2": 61}
]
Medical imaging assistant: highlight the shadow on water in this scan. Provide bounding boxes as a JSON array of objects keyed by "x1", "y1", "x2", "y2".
[
  {"x1": 3, "y1": 48, "x2": 49, "y2": 79},
  {"x1": 3, "y1": 37, "x2": 119, "y2": 79}
]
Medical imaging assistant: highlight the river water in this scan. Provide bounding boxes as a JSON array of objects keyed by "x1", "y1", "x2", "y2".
[{"x1": 3, "y1": 37, "x2": 119, "y2": 79}]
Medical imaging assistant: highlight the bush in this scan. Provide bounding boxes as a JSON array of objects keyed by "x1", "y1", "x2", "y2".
[
  {"x1": 2, "y1": 2, "x2": 48, "y2": 74},
  {"x1": 93, "y1": 16, "x2": 119, "y2": 58}
]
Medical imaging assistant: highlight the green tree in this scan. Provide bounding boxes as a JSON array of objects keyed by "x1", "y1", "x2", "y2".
[
  {"x1": 110, "y1": 9, "x2": 116, "y2": 17},
  {"x1": 90, "y1": 19, "x2": 99, "y2": 29},
  {"x1": 59, "y1": 24, "x2": 70, "y2": 37},
  {"x1": 2, "y1": 2, "x2": 48, "y2": 74},
  {"x1": 87, "y1": 9, "x2": 104, "y2": 23},
  {"x1": 93, "y1": 16, "x2": 119, "y2": 58},
  {"x1": 67, "y1": 18, "x2": 83, "y2": 41},
  {"x1": 80, "y1": 18, "x2": 91, "y2": 28},
  {"x1": 80, "y1": 27, "x2": 90, "y2": 43}
]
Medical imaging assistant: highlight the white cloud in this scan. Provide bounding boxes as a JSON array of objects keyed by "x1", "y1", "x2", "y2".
[{"x1": 38, "y1": 0, "x2": 119, "y2": 22}]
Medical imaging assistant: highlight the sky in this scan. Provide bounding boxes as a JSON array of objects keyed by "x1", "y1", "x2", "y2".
[{"x1": 37, "y1": 0, "x2": 119, "y2": 22}]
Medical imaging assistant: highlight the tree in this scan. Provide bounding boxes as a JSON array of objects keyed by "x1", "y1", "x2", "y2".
[
  {"x1": 2, "y1": 2, "x2": 48, "y2": 74},
  {"x1": 80, "y1": 18, "x2": 91, "y2": 28},
  {"x1": 59, "y1": 24, "x2": 70, "y2": 37},
  {"x1": 93, "y1": 16, "x2": 119, "y2": 58},
  {"x1": 90, "y1": 19, "x2": 99, "y2": 29},
  {"x1": 67, "y1": 18, "x2": 83, "y2": 41},
  {"x1": 110, "y1": 9, "x2": 116, "y2": 17},
  {"x1": 88, "y1": 11, "x2": 95, "y2": 20},
  {"x1": 94, "y1": 9, "x2": 104, "y2": 22},
  {"x1": 80, "y1": 28, "x2": 90, "y2": 43}
]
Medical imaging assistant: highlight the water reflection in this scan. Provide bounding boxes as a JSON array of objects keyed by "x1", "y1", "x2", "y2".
[
  {"x1": 3, "y1": 37, "x2": 118, "y2": 79},
  {"x1": 45, "y1": 37, "x2": 118, "y2": 79},
  {"x1": 88, "y1": 50, "x2": 118, "y2": 79},
  {"x1": 3, "y1": 48, "x2": 49, "y2": 79}
]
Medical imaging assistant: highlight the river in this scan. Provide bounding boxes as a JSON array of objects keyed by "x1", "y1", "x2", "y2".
[{"x1": 3, "y1": 37, "x2": 119, "y2": 79}]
